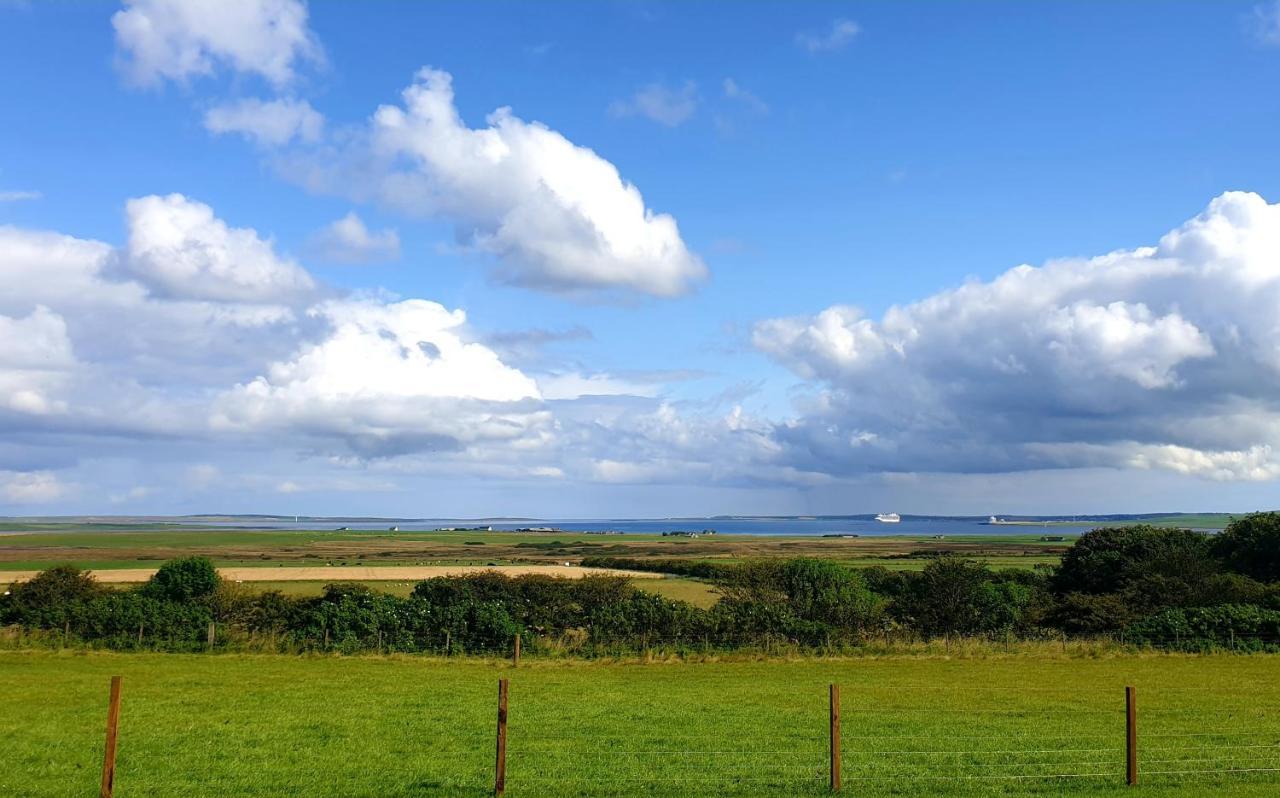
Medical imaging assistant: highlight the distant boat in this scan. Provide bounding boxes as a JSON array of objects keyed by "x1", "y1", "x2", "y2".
[{"x1": 875, "y1": 513, "x2": 901, "y2": 523}]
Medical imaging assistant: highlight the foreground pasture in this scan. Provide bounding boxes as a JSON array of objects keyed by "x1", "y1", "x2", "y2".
[{"x1": 2, "y1": 651, "x2": 1278, "y2": 796}]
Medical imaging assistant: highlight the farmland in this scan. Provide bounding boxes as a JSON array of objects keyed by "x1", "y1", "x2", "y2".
[
  {"x1": 2, "y1": 650, "x2": 1278, "y2": 796},
  {"x1": 0, "y1": 524, "x2": 1071, "y2": 575},
  {"x1": 0, "y1": 526, "x2": 1065, "y2": 608}
]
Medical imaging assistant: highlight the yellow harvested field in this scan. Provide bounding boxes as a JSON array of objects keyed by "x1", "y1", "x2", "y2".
[{"x1": 1, "y1": 564, "x2": 663, "y2": 584}]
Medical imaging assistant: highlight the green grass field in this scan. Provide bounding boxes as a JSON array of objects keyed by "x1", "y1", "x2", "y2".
[
  {"x1": 0, "y1": 525, "x2": 1076, "y2": 580},
  {"x1": 3, "y1": 650, "x2": 1278, "y2": 796},
  {"x1": 14, "y1": 576, "x2": 724, "y2": 607}
]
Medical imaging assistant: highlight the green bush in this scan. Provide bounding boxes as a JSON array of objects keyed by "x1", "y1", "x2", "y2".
[
  {"x1": 142, "y1": 556, "x2": 223, "y2": 603},
  {"x1": 1052, "y1": 525, "x2": 1216, "y2": 596},
  {"x1": 1, "y1": 565, "x2": 104, "y2": 628},
  {"x1": 9, "y1": 542, "x2": 1280, "y2": 655},
  {"x1": 580, "y1": 556, "x2": 738, "y2": 581},
  {"x1": 1052, "y1": 592, "x2": 1143, "y2": 633},
  {"x1": 1125, "y1": 604, "x2": 1280, "y2": 651},
  {"x1": 75, "y1": 591, "x2": 213, "y2": 650},
  {"x1": 1213, "y1": 512, "x2": 1280, "y2": 583}
]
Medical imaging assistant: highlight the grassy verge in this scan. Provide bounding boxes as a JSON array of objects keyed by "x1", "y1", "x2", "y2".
[{"x1": 2, "y1": 650, "x2": 1278, "y2": 796}]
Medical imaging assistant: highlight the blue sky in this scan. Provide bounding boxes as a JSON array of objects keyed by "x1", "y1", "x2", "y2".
[{"x1": 1, "y1": 1, "x2": 1280, "y2": 517}]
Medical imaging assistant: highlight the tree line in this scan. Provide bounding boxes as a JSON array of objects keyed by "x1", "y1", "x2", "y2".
[{"x1": 4, "y1": 513, "x2": 1280, "y2": 655}]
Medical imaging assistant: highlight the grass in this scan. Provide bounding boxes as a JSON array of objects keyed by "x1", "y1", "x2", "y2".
[
  {"x1": 2, "y1": 650, "x2": 1279, "y2": 796},
  {"x1": 635, "y1": 577, "x2": 721, "y2": 607},
  {"x1": 0, "y1": 525, "x2": 1076, "y2": 577},
  {"x1": 1, "y1": 574, "x2": 721, "y2": 609},
  {"x1": 46, "y1": 577, "x2": 726, "y2": 606},
  {"x1": 1136, "y1": 514, "x2": 1235, "y2": 529}
]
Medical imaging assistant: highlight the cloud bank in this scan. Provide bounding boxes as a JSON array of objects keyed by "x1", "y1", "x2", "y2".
[
  {"x1": 0, "y1": 195, "x2": 749, "y2": 504},
  {"x1": 755, "y1": 191, "x2": 1280, "y2": 481}
]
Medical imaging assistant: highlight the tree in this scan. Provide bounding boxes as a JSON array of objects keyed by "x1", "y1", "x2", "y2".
[
  {"x1": 775, "y1": 558, "x2": 881, "y2": 631},
  {"x1": 142, "y1": 556, "x2": 222, "y2": 603},
  {"x1": 1213, "y1": 512, "x2": 1280, "y2": 583},
  {"x1": 900, "y1": 557, "x2": 991, "y2": 637},
  {"x1": 717, "y1": 558, "x2": 881, "y2": 633},
  {"x1": 7, "y1": 565, "x2": 101, "y2": 607},
  {"x1": 1, "y1": 565, "x2": 103, "y2": 627},
  {"x1": 1051, "y1": 525, "x2": 1215, "y2": 596}
]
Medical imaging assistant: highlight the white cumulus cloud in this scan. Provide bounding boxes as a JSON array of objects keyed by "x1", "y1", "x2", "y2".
[
  {"x1": 123, "y1": 193, "x2": 316, "y2": 303},
  {"x1": 204, "y1": 97, "x2": 323, "y2": 145},
  {"x1": 112, "y1": 0, "x2": 322, "y2": 87},
  {"x1": 276, "y1": 68, "x2": 706, "y2": 298},
  {"x1": 307, "y1": 212, "x2": 400, "y2": 263},
  {"x1": 212, "y1": 298, "x2": 549, "y2": 456},
  {"x1": 754, "y1": 191, "x2": 1280, "y2": 482},
  {"x1": 0, "y1": 306, "x2": 76, "y2": 415}
]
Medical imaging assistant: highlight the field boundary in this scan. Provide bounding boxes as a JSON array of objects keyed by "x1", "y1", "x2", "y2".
[
  {"x1": 0, "y1": 564, "x2": 664, "y2": 584},
  {"x1": 77, "y1": 674, "x2": 1280, "y2": 796}
]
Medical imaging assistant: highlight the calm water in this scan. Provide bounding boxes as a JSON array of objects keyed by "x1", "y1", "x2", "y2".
[{"x1": 196, "y1": 516, "x2": 1092, "y2": 537}]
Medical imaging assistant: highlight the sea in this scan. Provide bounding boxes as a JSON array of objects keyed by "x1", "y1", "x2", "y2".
[{"x1": 188, "y1": 516, "x2": 1094, "y2": 537}]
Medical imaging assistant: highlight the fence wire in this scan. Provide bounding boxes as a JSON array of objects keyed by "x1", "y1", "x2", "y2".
[{"x1": 479, "y1": 685, "x2": 1280, "y2": 795}]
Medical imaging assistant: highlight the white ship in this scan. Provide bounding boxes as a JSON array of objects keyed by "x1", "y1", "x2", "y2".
[{"x1": 875, "y1": 513, "x2": 901, "y2": 523}]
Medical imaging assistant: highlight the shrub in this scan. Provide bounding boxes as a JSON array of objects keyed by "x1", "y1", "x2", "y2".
[
  {"x1": 774, "y1": 559, "x2": 882, "y2": 631},
  {"x1": 2, "y1": 565, "x2": 104, "y2": 627},
  {"x1": 1051, "y1": 526, "x2": 1215, "y2": 596},
  {"x1": 895, "y1": 557, "x2": 990, "y2": 637},
  {"x1": 75, "y1": 591, "x2": 213, "y2": 649},
  {"x1": 1125, "y1": 604, "x2": 1280, "y2": 651},
  {"x1": 1050, "y1": 592, "x2": 1143, "y2": 634},
  {"x1": 143, "y1": 556, "x2": 222, "y2": 603},
  {"x1": 580, "y1": 556, "x2": 738, "y2": 581},
  {"x1": 1213, "y1": 512, "x2": 1280, "y2": 583},
  {"x1": 243, "y1": 590, "x2": 298, "y2": 634},
  {"x1": 714, "y1": 558, "x2": 882, "y2": 642}
]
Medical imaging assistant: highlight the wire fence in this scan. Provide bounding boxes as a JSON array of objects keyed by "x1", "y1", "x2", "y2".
[
  {"x1": 505, "y1": 686, "x2": 1279, "y2": 795},
  {"x1": 8, "y1": 623, "x2": 1280, "y2": 657},
  {"x1": 85, "y1": 675, "x2": 1280, "y2": 796}
]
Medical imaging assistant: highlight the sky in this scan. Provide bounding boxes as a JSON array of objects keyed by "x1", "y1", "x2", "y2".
[{"x1": 2, "y1": 0, "x2": 1280, "y2": 518}]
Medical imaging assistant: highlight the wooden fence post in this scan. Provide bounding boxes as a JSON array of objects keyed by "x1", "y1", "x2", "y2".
[
  {"x1": 100, "y1": 676, "x2": 122, "y2": 798},
  {"x1": 136, "y1": 623, "x2": 143, "y2": 646},
  {"x1": 512, "y1": 634, "x2": 521, "y2": 667},
  {"x1": 829, "y1": 683, "x2": 841, "y2": 792},
  {"x1": 1125, "y1": 686, "x2": 1138, "y2": 786},
  {"x1": 207, "y1": 621, "x2": 216, "y2": 648},
  {"x1": 495, "y1": 678, "x2": 509, "y2": 797},
  {"x1": 445, "y1": 630, "x2": 451, "y2": 656}
]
